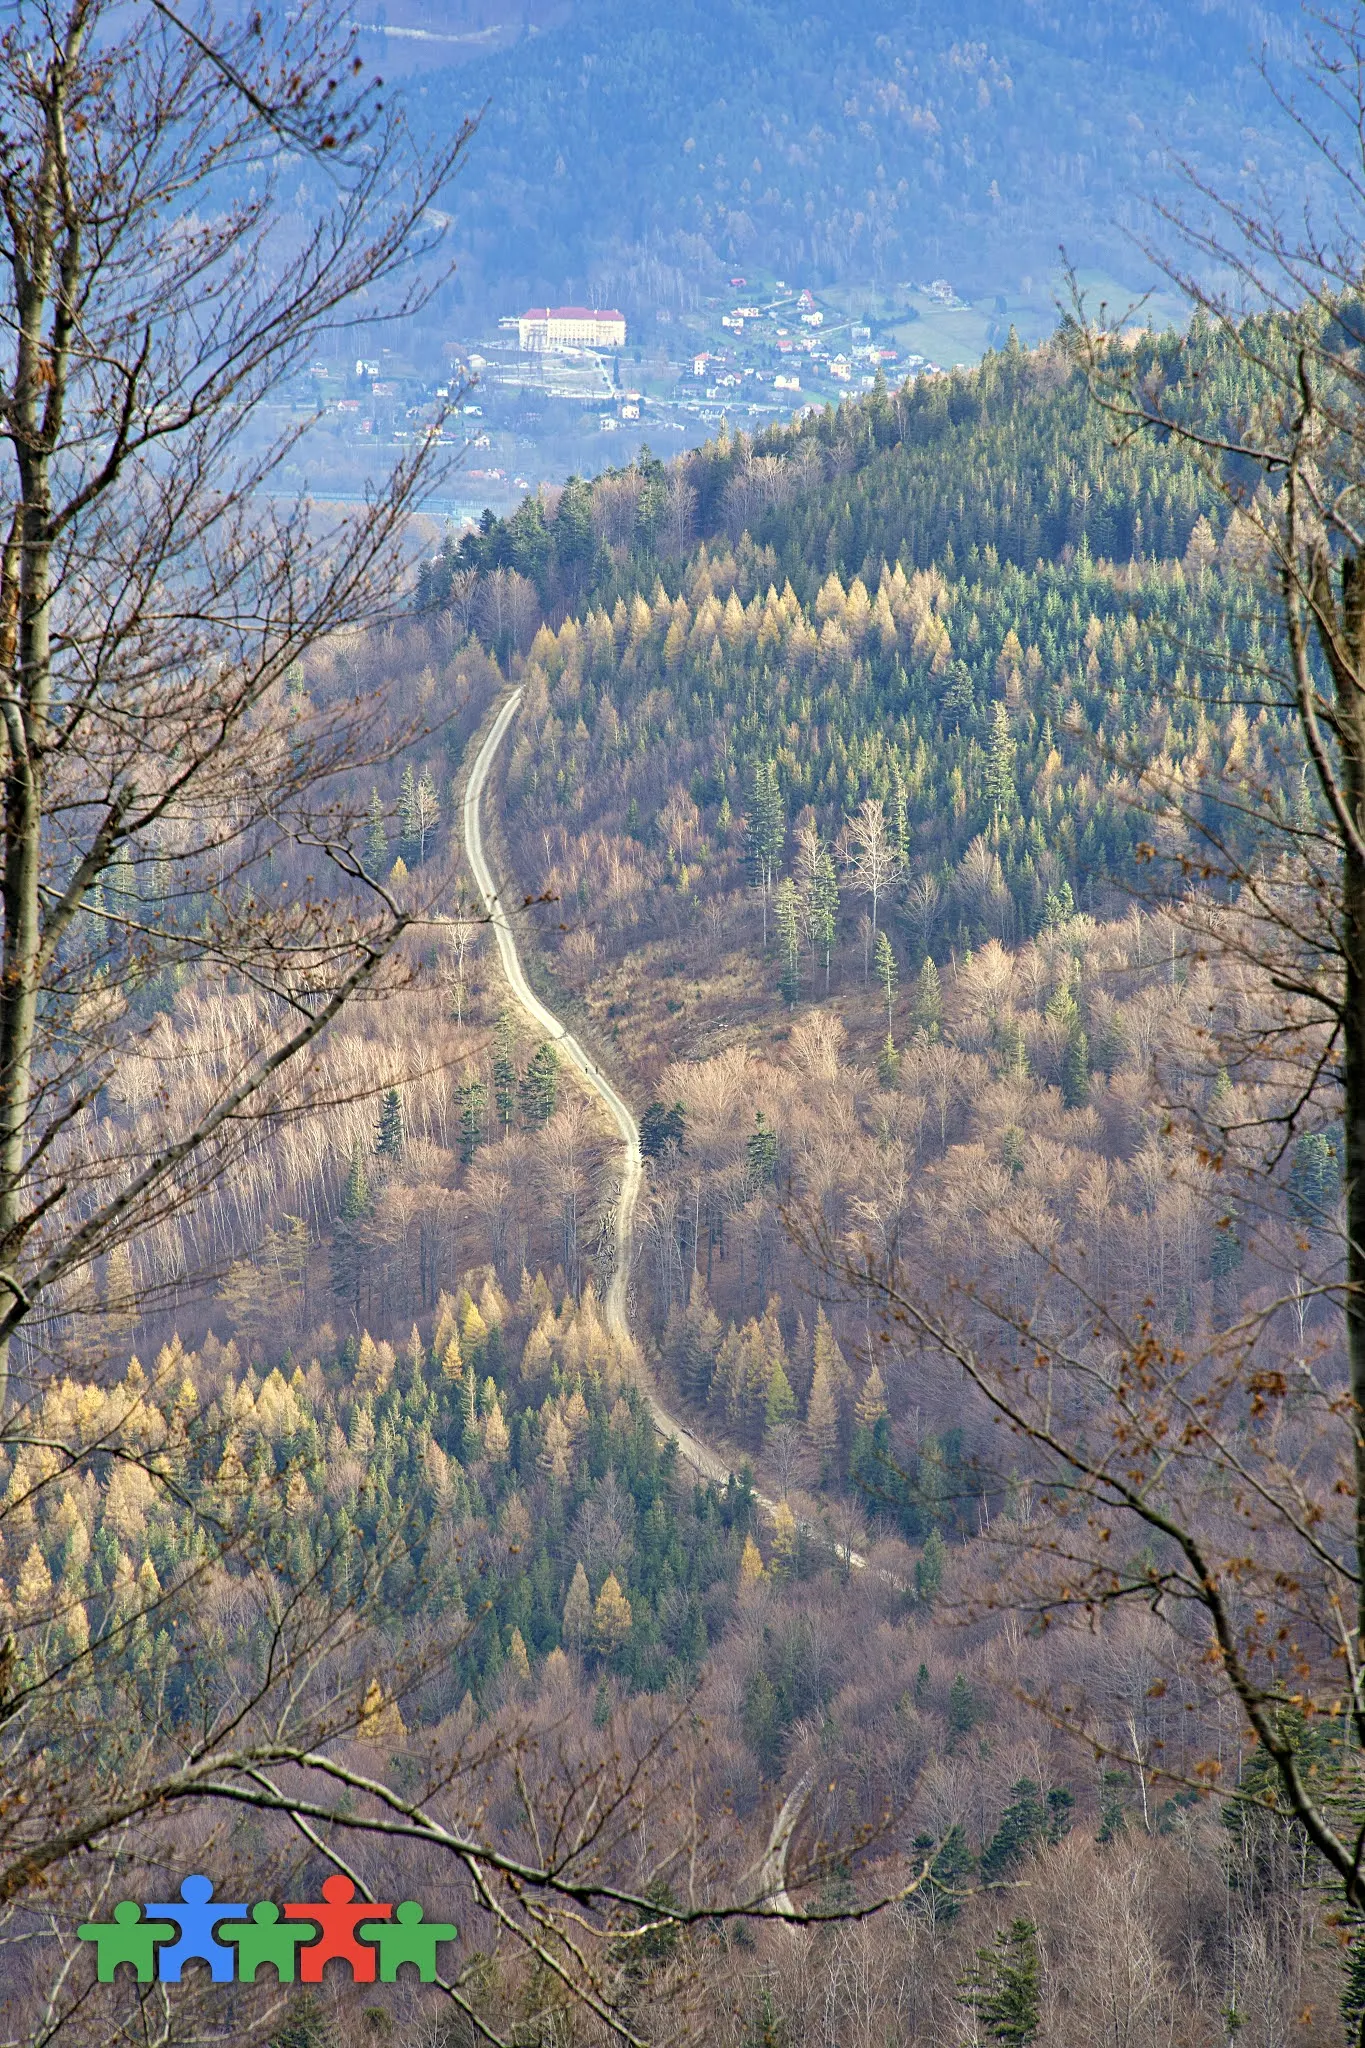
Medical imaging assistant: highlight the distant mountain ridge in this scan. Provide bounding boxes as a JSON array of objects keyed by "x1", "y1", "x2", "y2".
[{"x1": 412, "y1": 0, "x2": 1312, "y2": 323}]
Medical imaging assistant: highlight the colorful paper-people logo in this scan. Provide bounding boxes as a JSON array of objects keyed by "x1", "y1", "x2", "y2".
[{"x1": 78, "y1": 1874, "x2": 457, "y2": 1984}]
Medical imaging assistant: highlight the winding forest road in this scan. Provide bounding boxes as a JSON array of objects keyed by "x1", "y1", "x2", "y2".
[
  {"x1": 463, "y1": 686, "x2": 818, "y2": 1914},
  {"x1": 463, "y1": 686, "x2": 737, "y2": 1491}
]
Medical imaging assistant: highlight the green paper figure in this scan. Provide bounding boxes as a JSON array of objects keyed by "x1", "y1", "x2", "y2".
[
  {"x1": 223, "y1": 1901, "x2": 318, "y2": 1983},
  {"x1": 357, "y1": 1900, "x2": 458, "y2": 1982},
  {"x1": 77, "y1": 1901, "x2": 176, "y2": 1982}
]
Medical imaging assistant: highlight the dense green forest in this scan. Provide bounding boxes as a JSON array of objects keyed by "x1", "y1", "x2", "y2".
[
  {"x1": 0, "y1": 1276, "x2": 770, "y2": 1717},
  {"x1": 424, "y1": 335, "x2": 1294, "y2": 943}
]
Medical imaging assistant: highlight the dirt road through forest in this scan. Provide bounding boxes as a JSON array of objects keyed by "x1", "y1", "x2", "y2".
[
  {"x1": 463, "y1": 688, "x2": 839, "y2": 1914},
  {"x1": 464, "y1": 686, "x2": 746, "y2": 1493}
]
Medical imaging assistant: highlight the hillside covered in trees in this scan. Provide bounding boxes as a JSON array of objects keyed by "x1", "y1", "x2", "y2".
[
  {"x1": 427, "y1": 329, "x2": 1292, "y2": 962},
  {"x1": 15, "y1": 2, "x2": 1365, "y2": 2043},
  {"x1": 6, "y1": 323, "x2": 1360, "y2": 2044}
]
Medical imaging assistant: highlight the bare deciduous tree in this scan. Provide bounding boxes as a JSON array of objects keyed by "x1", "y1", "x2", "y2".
[
  {"x1": 842, "y1": 798, "x2": 899, "y2": 945},
  {"x1": 0, "y1": 0, "x2": 475, "y2": 1416},
  {"x1": 808, "y1": 10, "x2": 1365, "y2": 1999}
]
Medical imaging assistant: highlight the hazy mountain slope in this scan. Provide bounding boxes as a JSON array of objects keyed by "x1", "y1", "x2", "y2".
[{"x1": 419, "y1": 0, "x2": 1308, "y2": 320}]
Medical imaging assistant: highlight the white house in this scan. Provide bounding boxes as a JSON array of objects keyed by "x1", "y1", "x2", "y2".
[{"x1": 518, "y1": 306, "x2": 627, "y2": 350}]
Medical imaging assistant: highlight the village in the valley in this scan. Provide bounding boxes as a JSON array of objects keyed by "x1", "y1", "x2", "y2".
[{"x1": 272, "y1": 273, "x2": 995, "y2": 516}]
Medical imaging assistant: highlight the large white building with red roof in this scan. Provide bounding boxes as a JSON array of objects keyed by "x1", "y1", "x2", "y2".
[{"x1": 518, "y1": 305, "x2": 627, "y2": 351}]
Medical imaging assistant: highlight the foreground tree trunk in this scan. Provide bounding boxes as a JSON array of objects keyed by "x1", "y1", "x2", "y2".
[
  {"x1": 0, "y1": 1, "x2": 473, "y2": 1409},
  {"x1": 1340, "y1": 567, "x2": 1365, "y2": 1685}
]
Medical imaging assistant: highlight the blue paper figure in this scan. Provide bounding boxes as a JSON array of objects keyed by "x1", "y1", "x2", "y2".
[{"x1": 144, "y1": 1874, "x2": 248, "y2": 1982}]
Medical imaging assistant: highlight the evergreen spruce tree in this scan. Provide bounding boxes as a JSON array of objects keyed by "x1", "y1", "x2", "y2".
[
  {"x1": 1042, "y1": 880, "x2": 1075, "y2": 930},
  {"x1": 957, "y1": 1919, "x2": 1042, "y2": 2047},
  {"x1": 986, "y1": 702, "x2": 1017, "y2": 826},
  {"x1": 1061, "y1": 1020, "x2": 1090, "y2": 1109},
  {"x1": 663, "y1": 1275, "x2": 722, "y2": 1400},
  {"x1": 1289, "y1": 1130, "x2": 1339, "y2": 1231},
  {"x1": 774, "y1": 875, "x2": 801, "y2": 1002},
  {"x1": 918, "y1": 1821, "x2": 974, "y2": 1921},
  {"x1": 269, "y1": 1990, "x2": 329, "y2": 2048},
  {"x1": 329, "y1": 1142, "x2": 371, "y2": 1315},
  {"x1": 873, "y1": 928, "x2": 899, "y2": 1034},
  {"x1": 640, "y1": 1098, "x2": 686, "y2": 1158},
  {"x1": 745, "y1": 759, "x2": 784, "y2": 946},
  {"x1": 492, "y1": 1010, "x2": 519, "y2": 1136},
  {"x1": 889, "y1": 762, "x2": 910, "y2": 868},
  {"x1": 915, "y1": 1526, "x2": 947, "y2": 1605},
  {"x1": 459, "y1": 1359, "x2": 483, "y2": 1464},
  {"x1": 458, "y1": 1078, "x2": 487, "y2": 1166},
  {"x1": 998, "y1": 1021, "x2": 1029, "y2": 1084},
  {"x1": 812, "y1": 845, "x2": 839, "y2": 991},
  {"x1": 375, "y1": 1087, "x2": 403, "y2": 1160},
  {"x1": 746, "y1": 1110, "x2": 779, "y2": 1189},
  {"x1": 805, "y1": 1354, "x2": 839, "y2": 1486},
  {"x1": 948, "y1": 1673, "x2": 979, "y2": 1737},
  {"x1": 912, "y1": 957, "x2": 943, "y2": 1040},
  {"x1": 981, "y1": 1780, "x2": 1048, "y2": 1880},
  {"x1": 1096, "y1": 1769, "x2": 1130, "y2": 1843},
  {"x1": 743, "y1": 1983, "x2": 787, "y2": 2048},
  {"x1": 764, "y1": 1358, "x2": 797, "y2": 1437},
  {"x1": 521, "y1": 1042, "x2": 560, "y2": 1129}
]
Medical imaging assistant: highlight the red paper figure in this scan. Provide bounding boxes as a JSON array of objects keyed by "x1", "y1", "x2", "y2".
[{"x1": 284, "y1": 1874, "x2": 392, "y2": 1983}]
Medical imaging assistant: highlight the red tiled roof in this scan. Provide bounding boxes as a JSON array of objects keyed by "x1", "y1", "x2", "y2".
[{"x1": 522, "y1": 306, "x2": 625, "y2": 321}]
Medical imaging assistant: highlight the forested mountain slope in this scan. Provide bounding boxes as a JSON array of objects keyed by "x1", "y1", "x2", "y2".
[
  {"x1": 421, "y1": 0, "x2": 1307, "y2": 319},
  {"x1": 428, "y1": 332, "x2": 1290, "y2": 944},
  {"x1": 6, "y1": 333, "x2": 1345, "y2": 2047},
  {"x1": 407, "y1": 332, "x2": 1326, "y2": 1529},
  {"x1": 373, "y1": 328, "x2": 1358, "y2": 2038}
]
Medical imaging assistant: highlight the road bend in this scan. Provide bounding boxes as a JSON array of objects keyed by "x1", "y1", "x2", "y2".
[
  {"x1": 463, "y1": 686, "x2": 866, "y2": 1910},
  {"x1": 463, "y1": 685, "x2": 741, "y2": 1490}
]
